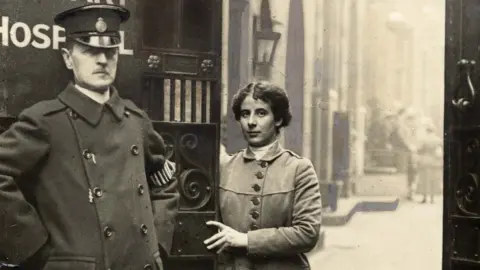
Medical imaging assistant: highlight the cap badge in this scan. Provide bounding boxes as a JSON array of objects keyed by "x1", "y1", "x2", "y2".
[{"x1": 95, "y1": 17, "x2": 107, "y2": 33}]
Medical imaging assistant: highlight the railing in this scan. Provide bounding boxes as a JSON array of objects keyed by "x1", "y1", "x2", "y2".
[{"x1": 141, "y1": 75, "x2": 217, "y2": 123}]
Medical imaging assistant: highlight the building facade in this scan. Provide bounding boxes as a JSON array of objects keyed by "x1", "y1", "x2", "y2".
[{"x1": 221, "y1": 0, "x2": 445, "y2": 184}]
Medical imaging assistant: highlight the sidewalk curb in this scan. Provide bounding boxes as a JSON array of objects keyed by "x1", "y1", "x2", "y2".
[{"x1": 323, "y1": 197, "x2": 400, "y2": 227}]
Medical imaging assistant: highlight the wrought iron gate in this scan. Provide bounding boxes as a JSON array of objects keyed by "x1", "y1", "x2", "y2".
[
  {"x1": 138, "y1": 1, "x2": 222, "y2": 270},
  {"x1": 153, "y1": 122, "x2": 219, "y2": 270},
  {"x1": 445, "y1": 0, "x2": 480, "y2": 269}
]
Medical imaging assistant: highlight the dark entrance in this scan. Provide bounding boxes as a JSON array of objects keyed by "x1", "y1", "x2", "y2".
[
  {"x1": 445, "y1": 0, "x2": 480, "y2": 269},
  {"x1": 138, "y1": 2, "x2": 222, "y2": 268}
]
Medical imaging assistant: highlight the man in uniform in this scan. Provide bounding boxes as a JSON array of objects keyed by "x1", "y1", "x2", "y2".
[{"x1": 0, "y1": 4, "x2": 179, "y2": 270}]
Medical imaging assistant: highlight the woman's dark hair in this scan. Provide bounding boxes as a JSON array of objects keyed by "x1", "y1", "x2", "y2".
[{"x1": 231, "y1": 81, "x2": 292, "y2": 133}]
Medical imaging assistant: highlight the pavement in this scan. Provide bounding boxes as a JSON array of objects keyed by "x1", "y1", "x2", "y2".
[
  {"x1": 308, "y1": 195, "x2": 443, "y2": 270},
  {"x1": 321, "y1": 173, "x2": 406, "y2": 227},
  {"x1": 322, "y1": 172, "x2": 442, "y2": 226},
  {"x1": 354, "y1": 172, "x2": 442, "y2": 197},
  {"x1": 322, "y1": 196, "x2": 400, "y2": 226},
  {"x1": 311, "y1": 172, "x2": 442, "y2": 252}
]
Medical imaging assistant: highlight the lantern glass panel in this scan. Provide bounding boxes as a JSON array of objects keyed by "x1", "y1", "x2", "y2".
[{"x1": 257, "y1": 37, "x2": 275, "y2": 63}]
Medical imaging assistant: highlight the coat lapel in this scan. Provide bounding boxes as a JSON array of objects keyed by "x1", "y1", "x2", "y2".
[{"x1": 58, "y1": 83, "x2": 126, "y2": 126}]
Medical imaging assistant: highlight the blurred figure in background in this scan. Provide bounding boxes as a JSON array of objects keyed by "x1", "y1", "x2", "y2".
[
  {"x1": 365, "y1": 106, "x2": 399, "y2": 169},
  {"x1": 389, "y1": 107, "x2": 420, "y2": 200},
  {"x1": 416, "y1": 117, "x2": 443, "y2": 203}
]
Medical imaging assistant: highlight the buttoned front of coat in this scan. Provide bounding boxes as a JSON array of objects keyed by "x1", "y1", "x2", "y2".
[
  {"x1": 0, "y1": 83, "x2": 179, "y2": 270},
  {"x1": 218, "y1": 142, "x2": 322, "y2": 270}
]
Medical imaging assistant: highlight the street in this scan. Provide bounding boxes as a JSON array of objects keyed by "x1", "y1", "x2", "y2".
[{"x1": 308, "y1": 196, "x2": 443, "y2": 270}]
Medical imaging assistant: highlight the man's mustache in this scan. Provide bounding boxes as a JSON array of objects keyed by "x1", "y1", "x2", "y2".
[{"x1": 93, "y1": 69, "x2": 110, "y2": 74}]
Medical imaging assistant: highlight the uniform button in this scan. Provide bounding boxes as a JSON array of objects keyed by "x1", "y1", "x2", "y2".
[
  {"x1": 138, "y1": 184, "x2": 145, "y2": 195},
  {"x1": 252, "y1": 184, "x2": 261, "y2": 192},
  {"x1": 251, "y1": 197, "x2": 260, "y2": 205},
  {"x1": 93, "y1": 187, "x2": 103, "y2": 198},
  {"x1": 124, "y1": 110, "x2": 130, "y2": 117},
  {"x1": 104, "y1": 226, "x2": 113, "y2": 238},
  {"x1": 260, "y1": 161, "x2": 268, "y2": 168},
  {"x1": 144, "y1": 264, "x2": 152, "y2": 270},
  {"x1": 251, "y1": 210, "x2": 260, "y2": 219},
  {"x1": 82, "y1": 149, "x2": 92, "y2": 160},
  {"x1": 250, "y1": 224, "x2": 259, "y2": 230},
  {"x1": 141, "y1": 224, "x2": 148, "y2": 235},
  {"x1": 69, "y1": 111, "x2": 78, "y2": 119},
  {"x1": 131, "y1": 145, "x2": 140, "y2": 156},
  {"x1": 255, "y1": 171, "x2": 264, "y2": 179}
]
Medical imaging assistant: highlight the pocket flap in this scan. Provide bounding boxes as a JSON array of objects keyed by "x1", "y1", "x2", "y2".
[{"x1": 43, "y1": 256, "x2": 96, "y2": 270}]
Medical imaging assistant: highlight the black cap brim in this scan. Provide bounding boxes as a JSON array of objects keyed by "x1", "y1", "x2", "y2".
[
  {"x1": 54, "y1": 4, "x2": 130, "y2": 25},
  {"x1": 73, "y1": 35, "x2": 122, "y2": 48}
]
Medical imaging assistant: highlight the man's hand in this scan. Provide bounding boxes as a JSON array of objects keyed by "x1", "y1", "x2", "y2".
[{"x1": 204, "y1": 221, "x2": 247, "y2": 254}]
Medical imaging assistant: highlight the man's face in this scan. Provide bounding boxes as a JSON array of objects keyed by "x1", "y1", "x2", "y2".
[{"x1": 61, "y1": 41, "x2": 119, "y2": 92}]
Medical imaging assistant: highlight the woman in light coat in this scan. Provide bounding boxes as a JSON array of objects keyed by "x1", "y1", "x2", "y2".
[
  {"x1": 204, "y1": 81, "x2": 322, "y2": 270},
  {"x1": 416, "y1": 121, "x2": 443, "y2": 204}
]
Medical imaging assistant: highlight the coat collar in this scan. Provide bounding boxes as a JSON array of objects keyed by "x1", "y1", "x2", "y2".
[
  {"x1": 242, "y1": 141, "x2": 287, "y2": 162},
  {"x1": 58, "y1": 83, "x2": 125, "y2": 126}
]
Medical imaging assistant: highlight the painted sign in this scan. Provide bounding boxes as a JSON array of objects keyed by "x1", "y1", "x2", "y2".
[
  {"x1": 0, "y1": 0, "x2": 142, "y2": 116},
  {"x1": 0, "y1": 0, "x2": 133, "y2": 55},
  {"x1": 0, "y1": 17, "x2": 132, "y2": 55}
]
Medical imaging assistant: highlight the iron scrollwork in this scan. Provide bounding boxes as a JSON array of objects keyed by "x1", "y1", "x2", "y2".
[
  {"x1": 160, "y1": 132, "x2": 176, "y2": 160},
  {"x1": 455, "y1": 173, "x2": 480, "y2": 216},
  {"x1": 156, "y1": 128, "x2": 214, "y2": 211},
  {"x1": 181, "y1": 133, "x2": 199, "y2": 150},
  {"x1": 178, "y1": 169, "x2": 212, "y2": 210},
  {"x1": 178, "y1": 133, "x2": 213, "y2": 210},
  {"x1": 466, "y1": 138, "x2": 480, "y2": 154},
  {"x1": 464, "y1": 138, "x2": 480, "y2": 171},
  {"x1": 452, "y1": 59, "x2": 476, "y2": 111}
]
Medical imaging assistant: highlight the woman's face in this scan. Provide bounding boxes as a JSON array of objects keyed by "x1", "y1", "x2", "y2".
[{"x1": 239, "y1": 94, "x2": 282, "y2": 147}]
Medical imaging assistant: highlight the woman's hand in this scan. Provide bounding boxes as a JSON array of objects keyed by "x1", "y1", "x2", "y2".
[{"x1": 204, "y1": 221, "x2": 248, "y2": 253}]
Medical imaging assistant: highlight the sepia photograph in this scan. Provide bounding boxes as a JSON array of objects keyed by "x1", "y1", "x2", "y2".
[{"x1": 0, "y1": 0, "x2": 461, "y2": 269}]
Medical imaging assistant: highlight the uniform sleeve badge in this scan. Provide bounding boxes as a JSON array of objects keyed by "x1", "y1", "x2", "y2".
[{"x1": 149, "y1": 160, "x2": 176, "y2": 187}]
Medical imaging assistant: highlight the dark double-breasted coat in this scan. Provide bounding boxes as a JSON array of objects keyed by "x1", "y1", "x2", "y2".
[{"x1": 0, "y1": 83, "x2": 179, "y2": 270}]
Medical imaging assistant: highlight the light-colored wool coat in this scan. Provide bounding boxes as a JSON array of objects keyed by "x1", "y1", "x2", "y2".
[{"x1": 218, "y1": 142, "x2": 322, "y2": 270}]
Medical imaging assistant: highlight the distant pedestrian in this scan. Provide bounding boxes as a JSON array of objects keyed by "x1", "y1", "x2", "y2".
[
  {"x1": 389, "y1": 107, "x2": 419, "y2": 200},
  {"x1": 416, "y1": 122, "x2": 442, "y2": 203}
]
